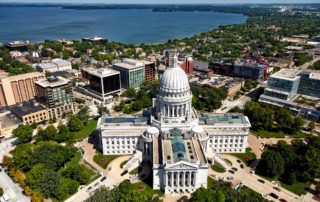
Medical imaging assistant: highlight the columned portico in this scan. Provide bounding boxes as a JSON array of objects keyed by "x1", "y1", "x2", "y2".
[{"x1": 164, "y1": 170, "x2": 198, "y2": 193}]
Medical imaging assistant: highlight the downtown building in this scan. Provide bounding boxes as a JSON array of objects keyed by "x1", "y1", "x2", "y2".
[
  {"x1": 259, "y1": 69, "x2": 320, "y2": 121},
  {"x1": 35, "y1": 76, "x2": 74, "y2": 119},
  {"x1": 97, "y1": 56, "x2": 251, "y2": 194}
]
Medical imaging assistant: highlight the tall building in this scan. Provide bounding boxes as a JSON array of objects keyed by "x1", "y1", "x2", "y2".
[
  {"x1": 98, "y1": 56, "x2": 251, "y2": 194},
  {"x1": 80, "y1": 67, "x2": 121, "y2": 102},
  {"x1": 164, "y1": 49, "x2": 176, "y2": 68},
  {"x1": 180, "y1": 57, "x2": 194, "y2": 75},
  {"x1": 298, "y1": 71, "x2": 320, "y2": 98},
  {"x1": 0, "y1": 72, "x2": 44, "y2": 106},
  {"x1": 35, "y1": 76, "x2": 74, "y2": 119},
  {"x1": 113, "y1": 59, "x2": 145, "y2": 89},
  {"x1": 142, "y1": 60, "x2": 156, "y2": 82}
]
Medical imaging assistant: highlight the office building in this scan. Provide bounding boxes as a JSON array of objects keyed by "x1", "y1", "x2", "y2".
[
  {"x1": 35, "y1": 59, "x2": 72, "y2": 73},
  {"x1": 98, "y1": 56, "x2": 251, "y2": 194},
  {"x1": 113, "y1": 59, "x2": 145, "y2": 89},
  {"x1": 164, "y1": 49, "x2": 176, "y2": 68},
  {"x1": 233, "y1": 60, "x2": 265, "y2": 80},
  {"x1": 180, "y1": 57, "x2": 194, "y2": 75},
  {"x1": 0, "y1": 72, "x2": 44, "y2": 106},
  {"x1": 259, "y1": 69, "x2": 320, "y2": 121},
  {"x1": 35, "y1": 76, "x2": 74, "y2": 119},
  {"x1": 9, "y1": 100, "x2": 49, "y2": 125},
  {"x1": 80, "y1": 67, "x2": 121, "y2": 102},
  {"x1": 6, "y1": 41, "x2": 31, "y2": 52}
]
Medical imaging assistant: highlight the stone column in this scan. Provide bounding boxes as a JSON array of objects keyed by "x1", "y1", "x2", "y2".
[
  {"x1": 171, "y1": 172, "x2": 174, "y2": 188},
  {"x1": 165, "y1": 172, "x2": 168, "y2": 187},
  {"x1": 182, "y1": 172, "x2": 185, "y2": 188}
]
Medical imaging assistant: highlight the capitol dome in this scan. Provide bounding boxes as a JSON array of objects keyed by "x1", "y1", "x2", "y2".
[{"x1": 160, "y1": 59, "x2": 190, "y2": 93}]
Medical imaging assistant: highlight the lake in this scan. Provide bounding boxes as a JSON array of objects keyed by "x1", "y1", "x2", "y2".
[{"x1": 0, "y1": 7, "x2": 246, "y2": 44}]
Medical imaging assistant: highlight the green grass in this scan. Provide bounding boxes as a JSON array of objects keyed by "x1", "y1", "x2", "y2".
[
  {"x1": 258, "y1": 175, "x2": 308, "y2": 195},
  {"x1": 72, "y1": 119, "x2": 98, "y2": 141},
  {"x1": 211, "y1": 164, "x2": 226, "y2": 173},
  {"x1": 223, "y1": 158, "x2": 232, "y2": 166},
  {"x1": 129, "y1": 167, "x2": 139, "y2": 175},
  {"x1": 230, "y1": 148, "x2": 256, "y2": 166},
  {"x1": 133, "y1": 181, "x2": 164, "y2": 197},
  {"x1": 252, "y1": 129, "x2": 311, "y2": 139},
  {"x1": 93, "y1": 151, "x2": 120, "y2": 169},
  {"x1": 120, "y1": 160, "x2": 128, "y2": 169}
]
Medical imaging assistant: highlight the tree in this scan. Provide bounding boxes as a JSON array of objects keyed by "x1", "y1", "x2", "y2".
[
  {"x1": 257, "y1": 150, "x2": 285, "y2": 177},
  {"x1": 68, "y1": 116, "x2": 84, "y2": 132},
  {"x1": 31, "y1": 191, "x2": 43, "y2": 202},
  {"x1": 57, "y1": 178, "x2": 80, "y2": 201},
  {"x1": 190, "y1": 187, "x2": 225, "y2": 202},
  {"x1": 12, "y1": 144, "x2": 33, "y2": 171},
  {"x1": 40, "y1": 171, "x2": 61, "y2": 198},
  {"x1": 77, "y1": 106, "x2": 90, "y2": 124},
  {"x1": 45, "y1": 125, "x2": 58, "y2": 137},
  {"x1": 125, "y1": 88, "x2": 136, "y2": 99},
  {"x1": 97, "y1": 103, "x2": 109, "y2": 116},
  {"x1": 26, "y1": 164, "x2": 50, "y2": 190},
  {"x1": 309, "y1": 121, "x2": 316, "y2": 131},
  {"x1": 0, "y1": 187, "x2": 3, "y2": 197},
  {"x1": 120, "y1": 189, "x2": 147, "y2": 202},
  {"x1": 12, "y1": 125, "x2": 33, "y2": 144},
  {"x1": 85, "y1": 186, "x2": 119, "y2": 202}
]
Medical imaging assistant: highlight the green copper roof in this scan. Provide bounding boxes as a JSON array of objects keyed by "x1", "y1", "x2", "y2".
[{"x1": 171, "y1": 136, "x2": 187, "y2": 162}]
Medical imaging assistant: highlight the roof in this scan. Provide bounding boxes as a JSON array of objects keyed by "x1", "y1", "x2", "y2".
[
  {"x1": 10, "y1": 101, "x2": 47, "y2": 117},
  {"x1": 51, "y1": 58, "x2": 71, "y2": 67},
  {"x1": 171, "y1": 136, "x2": 188, "y2": 162},
  {"x1": 35, "y1": 76, "x2": 70, "y2": 88},
  {"x1": 113, "y1": 58, "x2": 144, "y2": 70},
  {"x1": 198, "y1": 113, "x2": 250, "y2": 125},
  {"x1": 193, "y1": 60, "x2": 210, "y2": 72},
  {"x1": 83, "y1": 67, "x2": 119, "y2": 78},
  {"x1": 271, "y1": 68, "x2": 301, "y2": 81}
]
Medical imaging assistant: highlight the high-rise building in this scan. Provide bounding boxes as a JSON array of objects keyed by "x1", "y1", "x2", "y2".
[
  {"x1": 35, "y1": 76, "x2": 74, "y2": 119},
  {"x1": 142, "y1": 60, "x2": 156, "y2": 82},
  {"x1": 298, "y1": 70, "x2": 320, "y2": 98},
  {"x1": 0, "y1": 72, "x2": 44, "y2": 106},
  {"x1": 112, "y1": 59, "x2": 145, "y2": 89},
  {"x1": 80, "y1": 67, "x2": 121, "y2": 102},
  {"x1": 180, "y1": 57, "x2": 194, "y2": 75},
  {"x1": 164, "y1": 48, "x2": 176, "y2": 68}
]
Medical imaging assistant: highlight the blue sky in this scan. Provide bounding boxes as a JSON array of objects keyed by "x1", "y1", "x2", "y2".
[{"x1": 1, "y1": 0, "x2": 319, "y2": 3}]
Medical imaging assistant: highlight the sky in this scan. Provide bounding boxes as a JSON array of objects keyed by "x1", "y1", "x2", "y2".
[{"x1": 0, "y1": 0, "x2": 319, "y2": 4}]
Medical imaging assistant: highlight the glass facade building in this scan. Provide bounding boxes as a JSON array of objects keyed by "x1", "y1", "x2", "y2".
[
  {"x1": 113, "y1": 60, "x2": 145, "y2": 89},
  {"x1": 298, "y1": 71, "x2": 320, "y2": 98},
  {"x1": 264, "y1": 76, "x2": 300, "y2": 100}
]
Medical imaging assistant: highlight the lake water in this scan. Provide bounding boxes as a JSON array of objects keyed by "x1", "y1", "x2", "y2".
[{"x1": 0, "y1": 7, "x2": 246, "y2": 44}]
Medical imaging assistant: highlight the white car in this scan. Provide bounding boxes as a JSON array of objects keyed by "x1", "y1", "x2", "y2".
[{"x1": 1, "y1": 194, "x2": 10, "y2": 202}]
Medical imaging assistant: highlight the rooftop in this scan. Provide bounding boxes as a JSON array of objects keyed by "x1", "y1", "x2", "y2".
[
  {"x1": 82, "y1": 67, "x2": 119, "y2": 78},
  {"x1": 270, "y1": 68, "x2": 301, "y2": 81},
  {"x1": 51, "y1": 58, "x2": 71, "y2": 66},
  {"x1": 35, "y1": 76, "x2": 70, "y2": 88},
  {"x1": 198, "y1": 113, "x2": 250, "y2": 125},
  {"x1": 99, "y1": 115, "x2": 149, "y2": 127},
  {"x1": 10, "y1": 100, "x2": 47, "y2": 116},
  {"x1": 113, "y1": 59, "x2": 144, "y2": 70}
]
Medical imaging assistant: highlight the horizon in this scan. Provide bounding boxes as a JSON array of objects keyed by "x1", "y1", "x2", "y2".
[{"x1": 1, "y1": 0, "x2": 320, "y2": 5}]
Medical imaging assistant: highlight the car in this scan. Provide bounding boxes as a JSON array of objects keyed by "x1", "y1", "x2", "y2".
[
  {"x1": 257, "y1": 179, "x2": 265, "y2": 184},
  {"x1": 273, "y1": 187, "x2": 281, "y2": 192},
  {"x1": 121, "y1": 170, "x2": 128, "y2": 176},
  {"x1": 86, "y1": 187, "x2": 92, "y2": 192},
  {"x1": 279, "y1": 199, "x2": 288, "y2": 202},
  {"x1": 269, "y1": 193, "x2": 279, "y2": 199},
  {"x1": 231, "y1": 167, "x2": 238, "y2": 172},
  {"x1": 94, "y1": 182, "x2": 100, "y2": 187},
  {"x1": 108, "y1": 167, "x2": 112, "y2": 171},
  {"x1": 100, "y1": 176, "x2": 107, "y2": 182},
  {"x1": 236, "y1": 159, "x2": 241, "y2": 163},
  {"x1": 228, "y1": 170, "x2": 235, "y2": 174},
  {"x1": 226, "y1": 176, "x2": 233, "y2": 180},
  {"x1": 240, "y1": 164, "x2": 244, "y2": 169}
]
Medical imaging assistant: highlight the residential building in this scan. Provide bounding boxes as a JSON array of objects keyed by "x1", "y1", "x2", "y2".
[
  {"x1": 35, "y1": 58, "x2": 72, "y2": 73},
  {"x1": 79, "y1": 67, "x2": 121, "y2": 102},
  {"x1": 9, "y1": 100, "x2": 49, "y2": 125},
  {"x1": 0, "y1": 72, "x2": 44, "y2": 106},
  {"x1": 35, "y1": 76, "x2": 74, "y2": 119},
  {"x1": 98, "y1": 56, "x2": 251, "y2": 194},
  {"x1": 112, "y1": 59, "x2": 145, "y2": 89},
  {"x1": 233, "y1": 59, "x2": 265, "y2": 80},
  {"x1": 142, "y1": 60, "x2": 156, "y2": 82},
  {"x1": 222, "y1": 81, "x2": 244, "y2": 97}
]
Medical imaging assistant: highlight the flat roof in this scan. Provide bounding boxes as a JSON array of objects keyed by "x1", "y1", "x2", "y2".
[
  {"x1": 270, "y1": 68, "x2": 301, "y2": 81},
  {"x1": 113, "y1": 59, "x2": 144, "y2": 70},
  {"x1": 52, "y1": 58, "x2": 71, "y2": 66},
  {"x1": 83, "y1": 67, "x2": 119, "y2": 78},
  {"x1": 35, "y1": 76, "x2": 70, "y2": 88},
  {"x1": 10, "y1": 101, "x2": 46, "y2": 116},
  {"x1": 198, "y1": 113, "x2": 250, "y2": 125},
  {"x1": 99, "y1": 115, "x2": 149, "y2": 126}
]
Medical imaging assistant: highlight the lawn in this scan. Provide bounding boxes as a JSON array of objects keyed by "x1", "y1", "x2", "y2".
[
  {"x1": 252, "y1": 129, "x2": 311, "y2": 139},
  {"x1": 133, "y1": 181, "x2": 164, "y2": 197},
  {"x1": 258, "y1": 175, "x2": 308, "y2": 195},
  {"x1": 120, "y1": 160, "x2": 128, "y2": 169},
  {"x1": 93, "y1": 151, "x2": 120, "y2": 169},
  {"x1": 223, "y1": 158, "x2": 232, "y2": 166},
  {"x1": 72, "y1": 119, "x2": 98, "y2": 141},
  {"x1": 129, "y1": 167, "x2": 140, "y2": 175},
  {"x1": 230, "y1": 148, "x2": 256, "y2": 166},
  {"x1": 211, "y1": 164, "x2": 226, "y2": 173}
]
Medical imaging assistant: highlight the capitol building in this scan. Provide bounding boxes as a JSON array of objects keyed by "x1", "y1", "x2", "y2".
[{"x1": 97, "y1": 56, "x2": 251, "y2": 194}]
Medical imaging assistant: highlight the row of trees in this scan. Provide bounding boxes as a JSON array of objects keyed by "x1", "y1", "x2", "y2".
[
  {"x1": 190, "y1": 179, "x2": 267, "y2": 202},
  {"x1": 85, "y1": 180, "x2": 161, "y2": 202},
  {"x1": 257, "y1": 138, "x2": 320, "y2": 185},
  {"x1": 243, "y1": 101, "x2": 304, "y2": 134},
  {"x1": 2, "y1": 142, "x2": 94, "y2": 201},
  {"x1": 191, "y1": 85, "x2": 227, "y2": 112}
]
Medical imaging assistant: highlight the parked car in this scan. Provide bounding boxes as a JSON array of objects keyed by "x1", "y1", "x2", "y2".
[
  {"x1": 269, "y1": 193, "x2": 279, "y2": 199},
  {"x1": 100, "y1": 176, "x2": 107, "y2": 182},
  {"x1": 279, "y1": 199, "x2": 288, "y2": 202},
  {"x1": 228, "y1": 170, "x2": 235, "y2": 174},
  {"x1": 240, "y1": 164, "x2": 244, "y2": 169},
  {"x1": 86, "y1": 187, "x2": 92, "y2": 192},
  {"x1": 121, "y1": 170, "x2": 128, "y2": 176},
  {"x1": 231, "y1": 167, "x2": 238, "y2": 172},
  {"x1": 257, "y1": 179, "x2": 265, "y2": 184},
  {"x1": 237, "y1": 159, "x2": 241, "y2": 163},
  {"x1": 273, "y1": 187, "x2": 281, "y2": 192}
]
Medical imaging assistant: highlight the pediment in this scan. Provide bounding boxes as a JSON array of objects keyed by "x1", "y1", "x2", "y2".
[{"x1": 165, "y1": 161, "x2": 198, "y2": 170}]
